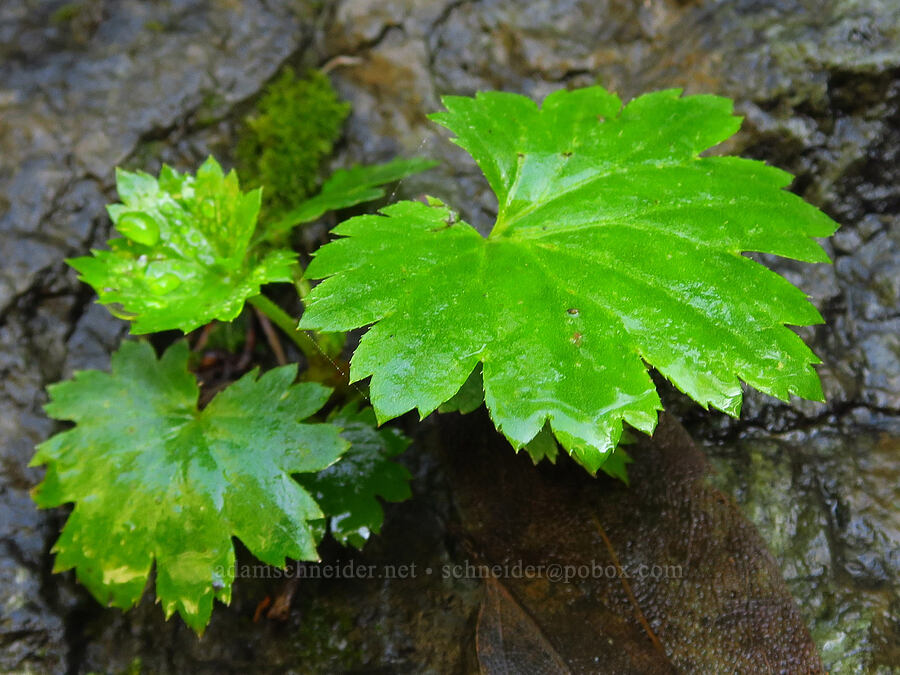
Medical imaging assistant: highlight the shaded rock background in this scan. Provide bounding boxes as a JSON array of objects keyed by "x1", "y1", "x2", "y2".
[{"x1": 0, "y1": 0, "x2": 897, "y2": 672}]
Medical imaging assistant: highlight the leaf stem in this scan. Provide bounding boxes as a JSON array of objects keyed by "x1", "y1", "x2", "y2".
[
  {"x1": 291, "y1": 263, "x2": 312, "y2": 302},
  {"x1": 290, "y1": 264, "x2": 346, "y2": 359},
  {"x1": 248, "y1": 294, "x2": 318, "y2": 362}
]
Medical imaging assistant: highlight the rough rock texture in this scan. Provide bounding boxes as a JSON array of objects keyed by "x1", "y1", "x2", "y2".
[
  {"x1": 707, "y1": 423, "x2": 899, "y2": 672},
  {"x1": 1, "y1": 0, "x2": 898, "y2": 672}
]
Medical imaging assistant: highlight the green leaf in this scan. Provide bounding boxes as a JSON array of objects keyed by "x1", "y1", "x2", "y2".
[
  {"x1": 522, "y1": 425, "x2": 559, "y2": 465},
  {"x1": 439, "y1": 366, "x2": 635, "y2": 481},
  {"x1": 596, "y1": 446, "x2": 633, "y2": 484},
  {"x1": 264, "y1": 157, "x2": 438, "y2": 239},
  {"x1": 436, "y1": 358, "x2": 637, "y2": 481},
  {"x1": 296, "y1": 403, "x2": 412, "y2": 549},
  {"x1": 522, "y1": 424, "x2": 631, "y2": 484},
  {"x1": 31, "y1": 340, "x2": 347, "y2": 633},
  {"x1": 437, "y1": 364, "x2": 484, "y2": 414},
  {"x1": 69, "y1": 157, "x2": 296, "y2": 334},
  {"x1": 300, "y1": 87, "x2": 838, "y2": 474}
]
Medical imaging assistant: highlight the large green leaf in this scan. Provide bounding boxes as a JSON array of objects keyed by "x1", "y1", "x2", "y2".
[
  {"x1": 297, "y1": 403, "x2": 412, "y2": 549},
  {"x1": 69, "y1": 157, "x2": 296, "y2": 334},
  {"x1": 300, "y1": 87, "x2": 838, "y2": 473},
  {"x1": 31, "y1": 341, "x2": 347, "y2": 633}
]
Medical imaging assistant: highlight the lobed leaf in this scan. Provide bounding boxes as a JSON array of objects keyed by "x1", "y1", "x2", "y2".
[
  {"x1": 301, "y1": 87, "x2": 838, "y2": 473},
  {"x1": 69, "y1": 157, "x2": 296, "y2": 334},
  {"x1": 31, "y1": 341, "x2": 347, "y2": 633},
  {"x1": 297, "y1": 403, "x2": 412, "y2": 549}
]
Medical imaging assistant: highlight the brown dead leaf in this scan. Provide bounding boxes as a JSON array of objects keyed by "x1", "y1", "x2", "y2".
[
  {"x1": 438, "y1": 412, "x2": 823, "y2": 673},
  {"x1": 477, "y1": 576, "x2": 572, "y2": 674}
]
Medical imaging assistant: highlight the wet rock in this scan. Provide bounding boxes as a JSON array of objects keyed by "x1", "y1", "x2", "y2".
[
  {"x1": 0, "y1": 315, "x2": 67, "y2": 672},
  {"x1": 0, "y1": 0, "x2": 307, "y2": 314},
  {"x1": 63, "y1": 302, "x2": 128, "y2": 375},
  {"x1": 285, "y1": 1, "x2": 900, "y2": 670},
  {"x1": 706, "y1": 422, "x2": 900, "y2": 673}
]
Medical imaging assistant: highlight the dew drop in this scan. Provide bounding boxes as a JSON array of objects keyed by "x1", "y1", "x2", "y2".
[
  {"x1": 117, "y1": 211, "x2": 159, "y2": 246},
  {"x1": 200, "y1": 200, "x2": 216, "y2": 218},
  {"x1": 146, "y1": 273, "x2": 182, "y2": 295},
  {"x1": 145, "y1": 261, "x2": 185, "y2": 295}
]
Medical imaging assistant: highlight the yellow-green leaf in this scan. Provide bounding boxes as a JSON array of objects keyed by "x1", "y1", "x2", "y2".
[{"x1": 31, "y1": 341, "x2": 347, "y2": 633}]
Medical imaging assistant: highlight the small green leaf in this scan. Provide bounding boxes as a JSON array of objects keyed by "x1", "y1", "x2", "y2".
[
  {"x1": 297, "y1": 403, "x2": 412, "y2": 549},
  {"x1": 522, "y1": 425, "x2": 559, "y2": 465},
  {"x1": 69, "y1": 157, "x2": 296, "y2": 334},
  {"x1": 301, "y1": 87, "x2": 838, "y2": 474},
  {"x1": 116, "y1": 211, "x2": 160, "y2": 246},
  {"x1": 31, "y1": 341, "x2": 347, "y2": 633},
  {"x1": 264, "y1": 157, "x2": 438, "y2": 239},
  {"x1": 597, "y1": 446, "x2": 633, "y2": 485},
  {"x1": 437, "y1": 364, "x2": 484, "y2": 414}
]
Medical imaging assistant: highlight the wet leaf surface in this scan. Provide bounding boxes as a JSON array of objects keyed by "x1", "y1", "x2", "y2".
[
  {"x1": 2, "y1": 0, "x2": 898, "y2": 670},
  {"x1": 266, "y1": 157, "x2": 439, "y2": 237},
  {"x1": 303, "y1": 88, "x2": 837, "y2": 473},
  {"x1": 31, "y1": 341, "x2": 347, "y2": 633},
  {"x1": 440, "y1": 411, "x2": 823, "y2": 673},
  {"x1": 69, "y1": 158, "x2": 296, "y2": 334},
  {"x1": 296, "y1": 402, "x2": 413, "y2": 549}
]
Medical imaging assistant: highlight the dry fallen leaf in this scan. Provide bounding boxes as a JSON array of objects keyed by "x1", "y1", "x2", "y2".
[{"x1": 437, "y1": 412, "x2": 823, "y2": 673}]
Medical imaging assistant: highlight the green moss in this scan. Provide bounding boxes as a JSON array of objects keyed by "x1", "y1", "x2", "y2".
[
  {"x1": 50, "y1": 2, "x2": 84, "y2": 26},
  {"x1": 236, "y1": 68, "x2": 350, "y2": 216},
  {"x1": 122, "y1": 657, "x2": 143, "y2": 675},
  {"x1": 288, "y1": 594, "x2": 365, "y2": 670},
  {"x1": 194, "y1": 91, "x2": 228, "y2": 127}
]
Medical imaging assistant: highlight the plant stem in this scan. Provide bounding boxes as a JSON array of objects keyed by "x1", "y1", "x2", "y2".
[
  {"x1": 290, "y1": 263, "x2": 346, "y2": 359},
  {"x1": 248, "y1": 294, "x2": 318, "y2": 362},
  {"x1": 291, "y1": 263, "x2": 312, "y2": 302}
]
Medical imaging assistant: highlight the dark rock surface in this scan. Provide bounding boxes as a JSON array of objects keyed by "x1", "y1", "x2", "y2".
[{"x1": 1, "y1": 0, "x2": 897, "y2": 672}]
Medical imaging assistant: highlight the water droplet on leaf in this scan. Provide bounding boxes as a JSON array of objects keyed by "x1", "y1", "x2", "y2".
[
  {"x1": 146, "y1": 273, "x2": 182, "y2": 295},
  {"x1": 200, "y1": 199, "x2": 217, "y2": 218},
  {"x1": 145, "y1": 261, "x2": 186, "y2": 295},
  {"x1": 117, "y1": 212, "x2": 160, "y2": 246}
]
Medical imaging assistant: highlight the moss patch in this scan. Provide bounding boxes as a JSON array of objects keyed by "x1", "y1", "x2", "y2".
[{"x1": 236, "y1": 68, "x2": 350, "y2": 216}]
